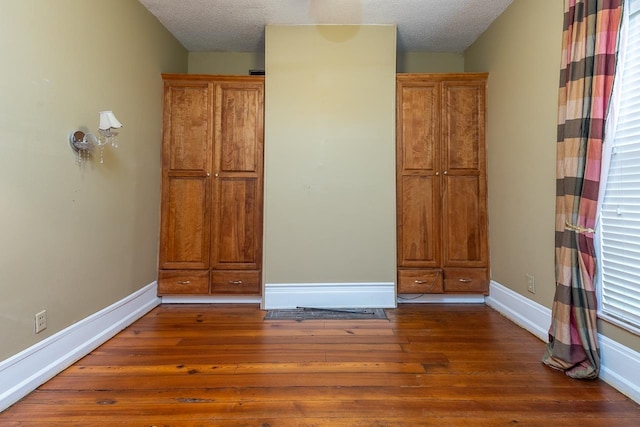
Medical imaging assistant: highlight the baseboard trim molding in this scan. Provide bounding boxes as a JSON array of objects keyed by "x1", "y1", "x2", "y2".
[
  {"x1": 264, "y1": 282, "x2": 396, "y2": 309},
  {"x1": 398, "y1": 294, "x2": 486, "y2": 304},
  {"x1": 600, "y1": 334, "x2": 640, "y2": 404},
  {"x1": 487, "y1": 280, "x2": 640, "y2": 404},
  {"x1": 485, "y1": 280, "x2": 550, "y2": 342},
  {"x1": 0, "y1": 282, "x2": 160, "y2": 412}
]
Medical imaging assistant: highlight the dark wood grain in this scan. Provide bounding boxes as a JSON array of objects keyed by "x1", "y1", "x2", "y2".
[{"x1": 1, "y1": 304, "x2": 638, "y2": 426}]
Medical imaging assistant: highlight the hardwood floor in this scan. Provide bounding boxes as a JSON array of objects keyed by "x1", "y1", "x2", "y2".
[{"x1": 1, "y1": 304, "x2": 639, "y2": 426}]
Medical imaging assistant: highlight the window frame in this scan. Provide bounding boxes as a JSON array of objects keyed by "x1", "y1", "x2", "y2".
[{"x1": 596, "y1": 0, "x2": 640, "y2": 336}]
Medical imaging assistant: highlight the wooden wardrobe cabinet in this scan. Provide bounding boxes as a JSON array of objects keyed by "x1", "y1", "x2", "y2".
[
  {"x1": 396, "y1": 73, "x2": 489, "y2": 294},
  {"x1": 158, "y1": 74, "x2": 264, "y2": 296}
]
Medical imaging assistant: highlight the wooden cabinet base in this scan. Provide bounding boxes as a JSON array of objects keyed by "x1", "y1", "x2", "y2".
[
  {"x1": 398, "y1": 268, "x2": 488, "y2": 295},
  {"x1": 443, "y1": 268, "x2": 489, "y2": 294},
  {"x1": 211, "y1": 270, "x2": 261, "y2": 294},
  {"x1": 158, "y1": 270, "x2": 209, "y2": 294},
  {"x1": 398, "y1": 269, "x2": 443, "y2": 293}
]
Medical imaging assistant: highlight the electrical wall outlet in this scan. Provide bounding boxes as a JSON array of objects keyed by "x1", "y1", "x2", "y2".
[
  {"x1": 35, "y1": 310, "x2": 47, "y2": 334},
  {"x1": 526, "y1": 274, "x2": 536, "y2": 294}
]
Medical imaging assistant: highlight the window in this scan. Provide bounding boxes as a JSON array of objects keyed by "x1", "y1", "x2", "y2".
[{"x1": 598, "y1": 0, "x2": 640, "y2": 334}]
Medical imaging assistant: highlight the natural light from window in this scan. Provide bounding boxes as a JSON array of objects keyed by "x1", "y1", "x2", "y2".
[{"x1": 598, "y1": 0, "x2": 640, "y2": 335}]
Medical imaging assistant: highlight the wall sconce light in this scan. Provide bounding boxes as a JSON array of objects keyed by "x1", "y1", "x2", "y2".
[{"x1": 69, "y1": 111, "x2": 123, "y2": 165}]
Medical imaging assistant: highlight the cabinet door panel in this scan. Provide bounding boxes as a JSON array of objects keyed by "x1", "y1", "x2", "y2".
[
  {"x1": 164, "y1": 83, "x2": 211, "y2": 172},
  {"x1": 398, "y1": 175, "x2": 440, "y2": 267},
  {"x1": 442, "y1": 176, "x2": 487, "y2": 267},
  {"x1": 442, "y1": 82, "x2": 485, "y2": 172},
  {"x1": 212, "y1": 178, "x2": 261, "y2": 269},
  {"x1": 159, "y1": 177, "x2": 210, "y2": 269},
  {"x1": 212, "y1": 80, "x2": 264, "y2": 272},
  {"x1": 216, "y1": 83, "x2": 264, "y2": 173},
  {"x1": 399, "y1": 84, "x2": 439, "y2": 171}
]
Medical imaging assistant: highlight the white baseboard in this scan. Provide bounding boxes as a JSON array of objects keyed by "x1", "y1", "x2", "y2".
[
  {"x1": 487, "y1": 280, "x2": 640, "y2": 404},
  {"x1": 485, "y1": 280, "x2": 551, "y2": 342},
  {"x1": 263, "y1": 282, "x2": 396, "y2": 309},
  {"x1": 0, "y1": 282, "x2": 160, "y2": 412},
  {"x1": 600, "y1": 334, "x2": 640, "y2": 404}
]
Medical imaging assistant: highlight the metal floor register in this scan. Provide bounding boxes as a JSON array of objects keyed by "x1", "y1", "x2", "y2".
[{"x1": 264, "y1": 307, "x2": 388, "y2": 321}]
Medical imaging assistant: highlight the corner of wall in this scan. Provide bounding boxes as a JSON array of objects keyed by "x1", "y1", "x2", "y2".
[
  {"x1": 487, "y1": 280, "x2": 640, "y2": 404},
  {"x1": 0, "y1": 283, "x2": 160, "y2": 412}
]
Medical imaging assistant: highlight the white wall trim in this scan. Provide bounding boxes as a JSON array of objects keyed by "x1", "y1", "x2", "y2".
[
  {"x1": 0, "y1": 281, "x2": 160, "y2": 412},
  {"x1": 599, "y1": 334, "x2": 640, "y2": 404},
  {"x1": 485, "y1": 280, "x2": 551, "y2": 342},
  {"x1": 486, "y1": 280, "x2": 640, "y2": 404},
  {"x1": 263, "y1": 282, "x2": 396, "y2": 309}
]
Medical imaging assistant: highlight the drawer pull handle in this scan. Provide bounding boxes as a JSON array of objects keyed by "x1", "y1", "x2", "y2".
[
  {"x1": 229, "y1": 280, "x2": 243, "y2": 285},
  {"x1": 176, "y1": 280, "x2": 191, "y2": 285},
  {"x1": 414, "y1": 280, "x2": 428, "y2": 284},
  {"x1": 459, "y1": 278, "x2": 473, "y2": 283}
]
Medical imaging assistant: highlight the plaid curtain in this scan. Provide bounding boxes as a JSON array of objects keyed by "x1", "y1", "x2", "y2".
[{"x1": 542, "y1": 0, "x2": 623, "y2": 379}]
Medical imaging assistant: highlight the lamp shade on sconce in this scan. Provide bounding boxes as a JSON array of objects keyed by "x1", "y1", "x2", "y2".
[{"x1": 98, "y1": 111, "x2": 123, "y2": 130}]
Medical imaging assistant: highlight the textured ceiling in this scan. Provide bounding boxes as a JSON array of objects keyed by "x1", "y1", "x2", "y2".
[{"x1": 138, "y1": 0, "x2": 514, "y2": 53}]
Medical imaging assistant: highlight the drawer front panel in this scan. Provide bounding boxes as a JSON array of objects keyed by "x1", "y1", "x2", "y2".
[
  {"x1": 158, "y1": 270, "x2": 209, "y2": 294},
  {"x1": 444, "y1": 268, "x2": 488, "y2": 293},
  {"x1": 211, "y1": 270, "x2": 261, "y2": 294},
  {"x1": 398, "y1": 269, "x2": 443, "y2": 294}
]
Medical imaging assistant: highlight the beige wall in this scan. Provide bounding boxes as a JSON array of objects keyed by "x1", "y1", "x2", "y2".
[
  {"x1": 190, "y1": 50, "x2": 460, "y2": 75},
  {"x1": 0, "y1": 0, "x2": 187, "y2": 360},
  {"x1": 264, "y1": 25, "x2": 396, "y2": 285},
  {"x1": 188, "y1": 51, "x2": 265, "y2": 75},
  {"x1": 465, "y1": 0, "x2": 560, "y2": 308},
  {"x1": 397, "y1": 52, "x2": 464, "y2": 73},
  {"x1": 465, "y1": 0, "x2": 640, "y2": 353}
]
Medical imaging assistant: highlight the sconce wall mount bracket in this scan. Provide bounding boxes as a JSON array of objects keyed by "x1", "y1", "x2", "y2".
[{"x1": 69, "y1": 111, "x2": 122, "y2": 165}]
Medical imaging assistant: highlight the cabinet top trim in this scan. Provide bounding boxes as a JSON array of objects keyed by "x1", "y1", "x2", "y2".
[
  {"x1": 162, "y1": 73, "x2": 485, "y2": 83},
  {"x1": 162, "y1": 73, "x2": 265, "y2": 82},
  {"x1": 397, "y1": 73, "x2": 488, "y2": 81}
]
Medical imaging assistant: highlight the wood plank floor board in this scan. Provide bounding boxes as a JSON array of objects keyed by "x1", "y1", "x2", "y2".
[
  {"x1": 14, "y1": 385, "x2": 629, "y2": 405},
  {"x1": 3, "y1": 400, "x2": 639, "y2": 426},
  {"x1": 77, "y1": 349, "x2": 453, "y2": 366},
  {"x1": 1, "y1": 418, "x2": 634, "y2": 427},
  {"x1": 1, "y1": 303, "x2": 639, "y2": 426},
  {"x1": 60, "y1": 362, "x2": 431, "y2": 376}
]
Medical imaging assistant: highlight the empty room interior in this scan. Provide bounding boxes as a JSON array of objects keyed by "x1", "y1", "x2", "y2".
[{"x1": 1, "y1": 0, "x2": 640, "y2": 424}]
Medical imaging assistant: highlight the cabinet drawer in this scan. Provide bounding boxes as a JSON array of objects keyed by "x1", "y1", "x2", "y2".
[
  {"x1": 158, "y1": 270, "x2": 209, "y2": 294},
  {"x1": 211, "y1": 270, "x2": 261, "y2": 294},
  {"x1": 444, "y1": 268, "x2": 489, "y2": 294},
  {"x1": 398, "y1": 269, "x2": 443, "y2": 294}
]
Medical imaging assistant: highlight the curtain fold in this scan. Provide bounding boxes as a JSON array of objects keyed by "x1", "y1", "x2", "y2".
[{"x1": 542, "y1": 0, "x2": 623, "y2": 379}]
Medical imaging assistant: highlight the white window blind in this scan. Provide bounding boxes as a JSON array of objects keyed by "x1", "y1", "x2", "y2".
[{"x1": 599, "y1": 0, "x2": 640, "y2": 333}]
